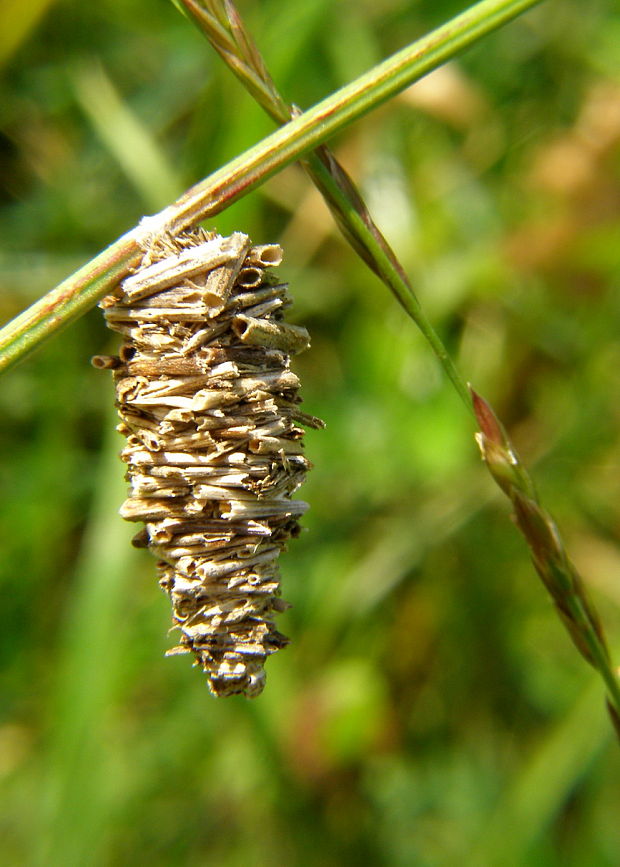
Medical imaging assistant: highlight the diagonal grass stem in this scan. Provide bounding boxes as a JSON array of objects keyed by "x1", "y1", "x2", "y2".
[
  {"x1": 0, "y1": 0, "x2": 543, "y2": 373},
  {"x1": 178, "y1": 0, "x2": 472, "y2": 407}
]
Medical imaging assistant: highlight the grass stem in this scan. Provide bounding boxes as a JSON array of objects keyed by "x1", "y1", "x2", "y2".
[{"x1": 0, "y1": 0, "x2": 543, "y2": 373}]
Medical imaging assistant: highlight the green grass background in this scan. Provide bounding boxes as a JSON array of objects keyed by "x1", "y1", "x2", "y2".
[{"x1": 1, "y1": 0, "x2": 620, "y2": 864}]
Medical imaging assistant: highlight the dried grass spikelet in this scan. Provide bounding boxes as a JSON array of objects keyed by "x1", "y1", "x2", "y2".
[{"x1": 93, "y1": 228, "x2": 323, "y2": 698}]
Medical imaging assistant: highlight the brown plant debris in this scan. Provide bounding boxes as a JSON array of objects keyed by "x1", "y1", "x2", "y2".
[{"x1": 94, "y1": 228, "x2": 323, "y2": 697}]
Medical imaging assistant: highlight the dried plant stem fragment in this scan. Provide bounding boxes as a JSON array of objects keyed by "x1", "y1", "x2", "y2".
[{"x1": 96, "y1": 228, "x2": 322, "y2": 698}]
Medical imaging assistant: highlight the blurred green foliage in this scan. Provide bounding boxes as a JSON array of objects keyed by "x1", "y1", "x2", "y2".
[{"x1": 1, "y1": 0, "x2": 620, "y2": 864}]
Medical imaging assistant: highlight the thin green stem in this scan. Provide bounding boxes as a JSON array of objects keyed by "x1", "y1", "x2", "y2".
[
  {"x1": 166, "y1": 0, "x2": 543, "y2": 232},
  {"x1": 566, "y1": 593, "x2": 620, "y2": 712},
  {"x1": 0, "y1": 232, "x2": 143, "y2": 374},
  {"x1": 0, "y1": 0, "x2": 543, "y2": 373},
  {"x1": 303, "y1": 153, "x2": 472, "y2": 408},
  {"x1": 180, "y1": 0, "x2": 472, "y2": 406}
]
